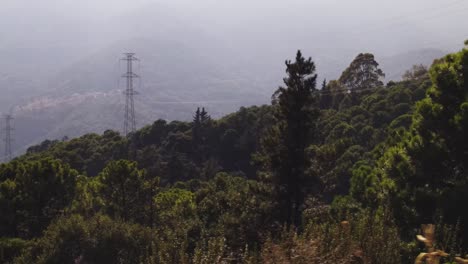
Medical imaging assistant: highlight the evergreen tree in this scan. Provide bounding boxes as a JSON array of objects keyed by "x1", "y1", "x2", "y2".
[
  {"x1": 319, "y1": 79, "x2": 333, "y2": 109},
  {"x1": 192, "y1": 107, "x2": 202, "y2": 148},
  {"x1": 265, "y1": 50, "x2": 320, "y2": 226},
  {"x1": 192, "y1": 107, "x2": 211, "y2": 165},
  {"x1": 193, "y1": 107, "x2": 201, "y2": 125},
  {"x1": 200, "y1": 107, "x2": 211, "y2": 124}
]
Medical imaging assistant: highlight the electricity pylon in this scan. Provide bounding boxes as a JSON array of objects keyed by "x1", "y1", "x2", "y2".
[{"x1": 121, "y1": 53, "x2": 139, "y2": 136}]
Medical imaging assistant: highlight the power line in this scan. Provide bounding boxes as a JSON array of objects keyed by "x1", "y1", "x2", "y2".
[
  {"x1": 146, "y1": 99, "x2": 265, "y2": 104},
  {"x1": 121, "y1": 53, "x2": 139, "y2": 136},
  {"x1": 315, "y1": 86, "x2": 384, "y2": 96},
  {"x1": 131, "y1": 86, "x2": 386, "y2": 105}
]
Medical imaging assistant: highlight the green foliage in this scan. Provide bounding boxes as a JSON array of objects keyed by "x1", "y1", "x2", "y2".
[
  {"x1": 347, "y1": 48, "x2": 468, "y2": 251},
  {"x1": 154, "y1": 188, "x2": 198, "y2": 235},
  {"x1": 97, "y1": 160, "x2": 155, "y2": 223},
  {"x1": 3, "y1": 46, "x2": 468, "y2": 262},
  {"x1": 263, "y1": 50, "x2": 320, "y2": 226},
  {"x1": 13, "y1": 214, "x2": 160, "y2": 264},
  {"x1": 339, "y1": 53, "x2": 385, "y2": 89},
  {"x1": 0, "y1": 158, "x2": 78, "y2": 239},
  {"x1": 22, "y1": 130, "x2": 127, "y2": 176},
  {"x1": 196, "y1": 173, "x2": 273, "y2": 250},
  {"x1": 392, "y1": 49, "x2": 468, "y2": 238},
  {"x1": 0, "y1": 237, "x2": 31, "y2": 263},
  {"x1": 310, "y1": 79, "x2": 427, "y2": 201}
]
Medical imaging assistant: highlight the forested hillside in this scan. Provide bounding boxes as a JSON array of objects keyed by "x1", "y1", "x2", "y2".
[
  {"x1": 9, "y1": 46, "x2": 445, "y2": 157},
  {"x1": 0, "y1": 44, "x2": 467, "y2": 263}
]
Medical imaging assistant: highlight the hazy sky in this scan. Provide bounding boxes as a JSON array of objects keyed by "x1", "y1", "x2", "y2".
[
  {"x1": 2, "y1": 0, "x2": 466, "y2": 48},
  {"x1": 1, "y1": 0, "x2": 467, "y2": 146},
  {"x1": 10, "y1": 0, "x2": 462, "y2": 23},
  {"x1": 1, "y1": 0, "x2": 467, "y2": 78}
]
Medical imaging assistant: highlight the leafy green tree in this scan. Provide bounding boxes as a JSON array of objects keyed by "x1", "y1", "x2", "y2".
[
  {"x1": 13, "y1": 214, "x2": 160, "y2": 264},
  {"x1": 96, "y1": 160, "x2": 153, "y2": 223},
  {"x1": 349, "y1": 47, "x2": 468, "y2": 243},
  {"x1": 166, "y1": 153, "x2": 198, "y2": 182},
  {"x1": 21, "y1": 131, "x2": 128, "y2": 177},
  {"x1": 339, "y1": 53, "x2": 385, "y2": 101},
  {"x1": 196, "y1": 173, "x2": 273, "y2": 250},
  {"x1": 0, "y1": 159, "x2": 78, "y2": 238},
  {"x1": 135, "y1": 119, "x2": 170, "y2": 147},
  {"x1": 153, "y1": 188, "x2": 200, "y2": 260},
  {"x1": 217, "y1": 105, "x2": 275, "y2": 178},
  {"x1": 392, "y1": 48, "x2": 468, "y2": 232},
  {"x1": 264, "y1": 50, "x2": 320, "y2": 226},
  {"x1": 25, "y1": 140, "x2": 60, "y2": 154}
]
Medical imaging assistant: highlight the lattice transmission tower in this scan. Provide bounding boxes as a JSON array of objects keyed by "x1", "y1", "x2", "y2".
[
  {"x1": 121, "y1": 53, "x2": 139, "y2": 136},
  {"x1": 3, "y1": 114, "x2": 13, "y2": 162}
]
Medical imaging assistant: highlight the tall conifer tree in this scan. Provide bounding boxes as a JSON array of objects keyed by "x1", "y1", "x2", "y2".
[{"x1": 266, "y1": 50, "x2": 320, "y2": 226}]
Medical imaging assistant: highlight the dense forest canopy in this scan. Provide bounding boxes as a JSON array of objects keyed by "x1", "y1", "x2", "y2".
[{"x1": 0, "y1": 43, "x2": 467, "y2": 263}]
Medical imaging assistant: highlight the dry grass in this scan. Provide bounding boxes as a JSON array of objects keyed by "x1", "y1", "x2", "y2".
[
  {"x1": 260, "y1": 221, "x2": 371, "y2": 264},
  {"x1": 189, "y1": 220, "x2": 467, "y2": 264},
  {"x1": 414, "y1": 224, "x2": 468, "y2": 264}
]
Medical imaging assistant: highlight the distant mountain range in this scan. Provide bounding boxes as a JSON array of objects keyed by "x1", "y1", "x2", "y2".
[
  {"x1": 380, "y1": 48, "x2": 446, "y2": 81},
  {"x1": 6, "y1": 45, "x2": 445, "y2": 157},
  {"x1": 0, "y1": 2, "x2": 453, "y2": 157}
]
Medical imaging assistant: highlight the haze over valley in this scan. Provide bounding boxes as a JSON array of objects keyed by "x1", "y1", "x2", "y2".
[{"x1": 1, "y1": 0, "x2": 466, "y2": 155}]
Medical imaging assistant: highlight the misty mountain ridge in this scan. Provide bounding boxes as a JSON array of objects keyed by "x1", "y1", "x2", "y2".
[
  {"x1": 1, "y1": 1, "x2": 461, "y2": 156},
  {"x1": 6, "y1": 44, "x2": 445, "y2": 157}
]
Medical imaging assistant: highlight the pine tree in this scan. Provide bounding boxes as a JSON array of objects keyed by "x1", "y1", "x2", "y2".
[
  {"x1": 192, "y1": 107, "x2": 201, "y2": 145},
  {"x1": 200, "y1": 107, "x2": 211, "y2": 124},
  {"x1": 193, "y1": 107, "x2": 201, "y2": 125},
  {"x1": 192, "y1": 107, "x2": 211, "y2": 165},
  {"x1": 319, "y1": 78, "x2": 333, "y2": 109},
  {"x1": 192, "y1": 108, "x2": 202, "y2": 164},
  {"x1": 266, "y1": 50, "x2": 320, "y2": 226}
]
